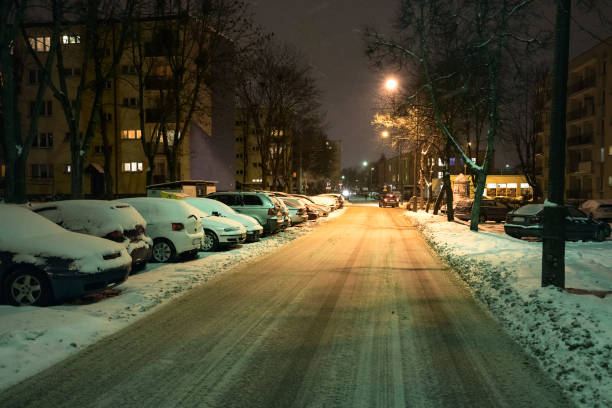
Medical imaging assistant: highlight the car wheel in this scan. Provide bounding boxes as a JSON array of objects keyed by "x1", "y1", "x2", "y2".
[
  {"x1": 5, "y1": 267, "x2": 52, "y2": 306},
  {"x1": 152, "y1": 239, "x2": 176, "y2": 263},
  {"x1": 479, "y1": 214, "x2": 487, "y2": 224},
  {"x1": 202, "y1": 230, "x2": 219, "y2": 252},
  {"x1": 132, "y1": 262, "x2": 147, "y2": 273},
  {"x1": 595, "y1": 228, "x2": 607, "y2": 242}
]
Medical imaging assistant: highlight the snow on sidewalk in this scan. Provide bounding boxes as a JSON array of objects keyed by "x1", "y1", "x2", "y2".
[
  {"x1": 404, "y1": 210, "x2": 612, "y2": 408},
  {"x1": 0, "y1": 209, "x2": 345, "y2": 391}
]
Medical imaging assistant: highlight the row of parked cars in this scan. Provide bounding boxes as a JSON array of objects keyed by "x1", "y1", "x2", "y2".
[
  {"x1": 450, "y1": 197, "x2": 612, "y2": 242},
  {"x1": 0, "y1": 192, "x2": 344, "y2": 307}
]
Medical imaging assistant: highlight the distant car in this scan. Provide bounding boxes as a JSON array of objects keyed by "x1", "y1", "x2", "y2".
[
  {"x1": 31, "y1": 200, "x2": 153, "y2": 271},
  {"x1": 311, "y1": 195, "x2": 338, "y2": 210},
  {"x1": 119, "y1": 198, "x2": 204, "y2": 262},
  {"x1": 454, "y1": 198, "x2": 512, "y2": 223},
  {"x1": 504, "y1": 204, "x2": 611, "y2": 242},
  {"x1": 292, "y1": 194, "x2": 330, "y2": 217},
  {"x1": 183, "y1": 197, "x2": 263, "y2": 242},
  {"x1": 1, "y1": 205, "x2": 131, "y2": 306},
  {"x1": 579, "y1": 199, "x2": 612, "y2": 222},
  {"x1": 319, "y1": 193, "x2": 344, "y2": 208},
  {"x1": 379, "y1": 193, "x2": 399, "y2": 208},
  {"x1": 206, "y1": 191, "x2": 284, "y2": 234},
  {"x1": 280, "y1": 197, "x2": 309, "y2": 224},
  {"x1": 180, "y1": 203, "x2": 246, "y2": 252}
]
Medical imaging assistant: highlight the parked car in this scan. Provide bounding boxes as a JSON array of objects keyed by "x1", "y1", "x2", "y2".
[
  {"x1": 180, "y1": 203, "x2": 246, "y2": 252},
  {"x1": 319, "y1": 193, "x2": 344, "y2": 208},
  {"x1": 579, "y1": 199, "x2": 612, "y2": 222},
  {"x1": 183, "y1": 197, "x2": 263, "y2": 242},
  {"x1": 31, "y1": 200, "x2": 153, "y2": 271},
  {"x1": 311, "y1": 195, "x2": 338, "y2": 210},
  {"x1": 206, "y1": 191, "x2": 284, "y2": 234},
  {"x1": 379, "y1": 193, "x2": 399, "y2": 208},
  {"x1": 504, "y1": 204, "x2": 611, "y2": 241},
  {"x1": 1, "y1": 205, "x2": 131, "y2": 306},
  {"x1": 119, "y1": 198, "x2": 204, "y2": 262},
  {"x1": 280, "y1": 197, "x2": 309, "y2": 224},
  {"x1": 293, "y1": 194, "x2": 330, "y2": 217},
  {"x1": 266, "y1": 194, "x2": 291, "y2": 229},
  {"x1": 454, "y1": 198, "x2": 512, "y2": 223}
]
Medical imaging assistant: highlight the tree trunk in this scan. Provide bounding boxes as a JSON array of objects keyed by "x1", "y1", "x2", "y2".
[{"x1": 470, "y1": 170, "x2": 487, "y2": 230}]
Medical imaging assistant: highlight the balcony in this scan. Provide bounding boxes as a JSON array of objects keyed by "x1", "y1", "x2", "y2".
[
  {"x1": 568, "y1": 74, "x2": 596, "y2": 95},
  {"x1": 568, "y1": 160, "x2": 592, "y2": 173},
  {"x1": 567, "y1": 133, "x2": 594, "y2": 147},
  {"x1": 567, "y1": 105, "x2": 595, "y2": 121}
]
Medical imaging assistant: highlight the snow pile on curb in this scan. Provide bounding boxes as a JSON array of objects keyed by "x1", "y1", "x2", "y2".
[
  {"x1": 0, "y1": 209, "x2": 344, "y2": 391},
  {"x1": 405, "y1": 211, "x2": 612, "y2": 408}
]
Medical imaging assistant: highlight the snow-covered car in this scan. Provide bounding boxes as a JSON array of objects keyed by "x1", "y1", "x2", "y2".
[
  {"x1": 310, "y1": 195, "x2": 337, "y2": 210},
  {"x1": 31, "y1": 200, "x2": 153, "y2": 271},
  {"x1": 579, "y1": 199, "x2": 612, "y2": 222},
  {"x1": 280, "y1": 197, "x2": 309, "y2": 224},
  {"x1": 119, "y1": 198, "x2": 204, "y2": 262},
  {"x1": 182, "y1": 197, "x2": 263, "y2": 242},
  {"x1": 268, "y1": 194, "x2": 291, "y2": 229},
  {"x1": 504, "y1": 204, "x2": 611, "y2": 242},
  {"x1": 0, "y1": 205, "x2": 131, "y2": 306},
  {"x1": 293, "y1": 194, "x2": 330, "y2": 217},
  {"x1": 206, "y1": 192, "x2": 284, "y2": 234},
  {"x1": 319, "y1": 193, "x2": 344, "y2": 208},
  {"x1": 180, "y1": 203, "x2": 247, "y2": 252}
]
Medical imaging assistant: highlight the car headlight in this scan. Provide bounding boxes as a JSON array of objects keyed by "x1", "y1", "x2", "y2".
[{"x1": 224, "y1": 227, "x2": 238, "y2": 232}]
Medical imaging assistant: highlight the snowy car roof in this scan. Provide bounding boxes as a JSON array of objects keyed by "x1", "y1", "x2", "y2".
[
  {"x1": 513, "y1": 204, "x2": 544, "y2": 215},
  {"x1": 118, "y1": 197, "x2": 200, "y2": 223},
  {"x1": 183, "y1": 197, "x2": 236, "y2": 216},
  {"x1": 30, "y1": 200, "x2": 146, "y2": 237}
]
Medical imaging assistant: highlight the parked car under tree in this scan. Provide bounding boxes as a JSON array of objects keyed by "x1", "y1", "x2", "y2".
[
  {"x1": 455, "y1": 198, "x2": 513, "y2": 223},
  {"x1": 504, "y1": 204, "x2": 611, "y2": 242}
]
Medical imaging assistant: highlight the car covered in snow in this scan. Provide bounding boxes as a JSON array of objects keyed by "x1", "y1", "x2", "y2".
[
  {"x1": 118, "y1": 198, "x2": 204, "y2": 262},
  {"x1": 206, "y1": 192, "x2": 284, "y2": 235},
  {"x1": 0, "y1": 205, "x2": 131, "y2": 306},
  {"x1": 31, "y1": 200, "x2": 153, "y2": 271},
  {"x1": 179, "y1": 202, "x2": 246, "y2": 252},
  {"x1": 579, "y1": 199, "x2": 612, "y2": 222},
  {"x1": 504, "y1": 204, "x2": 611, "y2": 242},
  {"x1": 292, "y1": 194, "x2": 330, "y2": 217},
  {"x1": 183, "y1": 197, "x2": 263, "y2": 242},
  {"x1": 279, "y1": 197, "x2": 309, "y2": 224}
]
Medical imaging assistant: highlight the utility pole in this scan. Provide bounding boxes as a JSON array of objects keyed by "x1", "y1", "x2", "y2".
[{"x1": 542, "y1": 0, "x2": 571, "y2": 288}]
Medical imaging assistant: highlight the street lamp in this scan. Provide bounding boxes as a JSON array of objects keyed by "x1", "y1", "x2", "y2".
[
  {"x1": 362, "y1": 161, "x2": 368, "y2": 167},
  {"x1": 381, "y1": 130, "x2": 389, "y2": 138},
  {"x1": 385, "y1": 77, "x2": 398, "y2": 92}
]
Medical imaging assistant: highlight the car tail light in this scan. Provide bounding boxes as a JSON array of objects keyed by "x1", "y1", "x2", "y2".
[
  {"x1": 384, "y1": 198, "x2": 388, "y2": 202},
  {"x1": 136, "y1": 224, "x2": 145, "y2": 235},
  {"x1": 104, "y1": 230, "x2": 124, "y2": 242},
  {"x1": 172, "y1": 223, "x2": 184, "y2": 231},
  {"x1": 268, "y1": 208, "x2": 277, "y2": 215}
]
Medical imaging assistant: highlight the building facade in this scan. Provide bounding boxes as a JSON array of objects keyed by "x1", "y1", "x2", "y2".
[{"x1": 537, "y1": 37, "x2": 612, "y2": 202}]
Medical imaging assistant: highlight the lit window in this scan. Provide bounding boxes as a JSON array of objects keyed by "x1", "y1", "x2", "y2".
[
  {"x1": 450, "y1": 158, "x2": 455, "y2": 166},
  {"x1": 437, "y1": 172, "x2": 443, "y2": 179},
  {"x1": 29, "y1": 37, "x2": 50, "y2": 52},
  {"x1": 471, "y1": 157, "x2": 476, "y2": 163},
  {"x1": 65, "y1": 164, "x2": 71, "y2": 173},
  {"x1": 123, "y1": 162, "x2": 144, "y2": 173},
  {"x1": 487, "y1": 183, "x2": 496, "y2": 188},
  {"x1": 507, "y1": 183, "x2": 517, "y2": 188},
  {"x1": 121, "y1": 129, "x2": 142, "y2": 139},
  {"x1": 609, "y1": 146, "x2": 612, "y2": 155},
  {"x1": 520, "y1": 183, "x2": 530, "y2": 188},
  {"x1": 438, "y1": 158, "x2": 443, "y2": 166},
  {"x1": 62, "y1": 35, "x2": 80, "y2": 44}
]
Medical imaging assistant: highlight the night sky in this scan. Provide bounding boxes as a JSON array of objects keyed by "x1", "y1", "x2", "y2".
[{"x1": 252, "y1": 1, "x2": 611, "y2": 169}]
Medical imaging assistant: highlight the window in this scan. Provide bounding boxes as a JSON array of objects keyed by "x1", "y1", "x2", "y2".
[
  {"x1": 122, "y1": 97, "x2": 138, "y2": 107},
  {"x1": 609, "y1": 176, "x2": 612, "y2": 187},
  {"x1": 121, "y1": 65, "x2": 137, "y2": 75},
  {"x1": 63, "y1": 67, "x2": 81, "y2": 76},
  {"x1": 32, "y1": 132, "x2": 53, "y2": 148},
  {"x1": 62, "y1": 34, "x2": 80, "y2": 44},
  {"x1": 438, "y1": 158, "x2": 443, "y2": 166},
  {"x1": 103, "y1": 112, "x2": 112, "y2": 122},
  {"x1": 609, "y1": 146, "x2": 612, "y2": 155},
  {"x1": 94, "y1": 145, "x2": 104, "y2": 154},
  {"x1": 28, "y1": 70, "x2": 44, "y2": 84},
  {"x1": 437, "y1": 171, "x2": 443, "y2": 179},
  {"x1": 1, "y1": 164, "x2": 5, "y2": 178},
  {"x1": 29, "y1": 37, "x2": 50, "y2": 52},
  {"x1": 123, "y1": 162, "x2": 143, "y2": 172},
  {"x1": 30, "y1": 100, "x2": 53, "y2": 116},
  {"x1": 65, "y1": 164, "x2": 71, "y2": 173},
  {"x1": 243, "y1": 195, "x2": 263, "y2": 206},
  {"x1": 450, "y1": 158, "x2": 456, "y2": 166},
  {"x1": 105, "y1": 80, "x2": 112, "y2": 89},
  {"x1": 121, "y1": 129, "x2": 142, "y2": 140},
  {"x1": 31, "y1": 164, "x2": 54, "y2": 179},
  {"x1": 236, "y1": 169, "x2": 243, "y2": 175}
]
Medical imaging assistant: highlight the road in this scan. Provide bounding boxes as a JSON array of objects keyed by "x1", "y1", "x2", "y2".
[{"x1": 1, "y1": 205, "x2": 573, "y2": 408}]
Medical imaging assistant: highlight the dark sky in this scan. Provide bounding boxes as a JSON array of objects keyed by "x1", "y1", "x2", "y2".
[{"x1": 252, "y1": 1, "x2": 611, "y2": 169}]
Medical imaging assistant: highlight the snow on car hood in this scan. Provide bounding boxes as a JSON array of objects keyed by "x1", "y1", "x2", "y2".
[
  {"x1": 30, "y1": 200, "x2": 147, "y2": 237},
  {"x1": 1, "y1": 205, "x2": 130, "y2": 273},
  {"x1": 200, "y1": 215, "x2": 246, "y2": 233},
  {"x1": 226, "y1": 213, "x2": 263, "y2": 231}
]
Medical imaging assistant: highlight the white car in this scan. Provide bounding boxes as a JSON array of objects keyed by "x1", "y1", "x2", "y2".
[
  {"x1": 182, "y1": 203, "x2": 247, "y2": 251},
  {"x1": 280, "y1": 197, "x2": 309, "y2": 224},
  {"x1": 30, "y1": 200, "x2": 153, "y2": 271},
  {"x1": 310, "y1": 195, "x2": 336, "y2": 210},
  {"x1": 119, "y1": 198, "x2": 204, "y2": 263},
  {"x1": 579, "y1": 199, "x2": 612, "y2": 222},
  {"x1": 183, "y1": 197, "x2": 263, "y2": 242}
]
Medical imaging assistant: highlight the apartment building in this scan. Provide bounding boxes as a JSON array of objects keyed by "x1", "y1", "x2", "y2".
[
  {"x1": 11, "y1": 18, "x2": 217, "y2": 199},
  {"x1": 537, "y1": 36, "x2": 612, "y2": 202}
]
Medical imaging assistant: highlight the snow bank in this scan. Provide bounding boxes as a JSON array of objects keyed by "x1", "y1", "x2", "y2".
[
  {"x1": 404, "y1": 210, "x2": 612, "y2": 408},
  {"x1": 0, "y1": 208, "x2": 345, "y2": 391}
]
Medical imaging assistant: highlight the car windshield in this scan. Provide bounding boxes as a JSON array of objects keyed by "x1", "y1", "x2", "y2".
[{"x1": 513, "y1": 204, "x2": 544, "y2": 215}]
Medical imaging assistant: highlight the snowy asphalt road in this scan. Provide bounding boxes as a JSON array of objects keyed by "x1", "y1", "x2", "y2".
[{"x1": 1, "y1": 205, "x2": 573, "y2": 408}]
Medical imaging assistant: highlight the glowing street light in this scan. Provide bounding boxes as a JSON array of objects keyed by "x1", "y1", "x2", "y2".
[
  {"x1": 381, "y1": 130, "x2": 389, "y2": 138},
  {"x1": 385, "y1": 77, "x2": 398, "y2": 92},
  {"x1": 362, "y1": 161, "x2": 368, "y2": 167}
]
